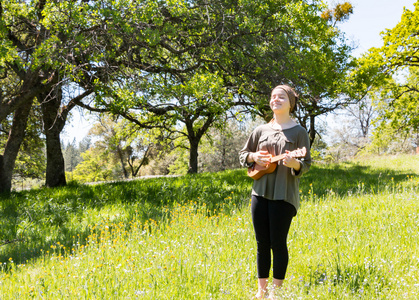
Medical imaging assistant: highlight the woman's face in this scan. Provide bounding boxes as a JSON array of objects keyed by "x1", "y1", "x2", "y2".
[{"x1": 270, "y1": 88, "x2": 290, "y2": 113}]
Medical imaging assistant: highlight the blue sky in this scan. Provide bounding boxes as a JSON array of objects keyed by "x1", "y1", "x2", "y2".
[
  {"x1": 328, "y1": 0, "x2": 416, "y2": 56},
  {"x1": 61, "y1": 0, "x2": 418, "y2": 144}
]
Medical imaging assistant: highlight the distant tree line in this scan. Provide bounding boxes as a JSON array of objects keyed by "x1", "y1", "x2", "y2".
[{"x1": 62, "y1": 116, "x2": 253, "y2": 183}]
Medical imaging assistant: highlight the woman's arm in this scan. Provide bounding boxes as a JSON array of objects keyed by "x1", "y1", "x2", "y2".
[
  {"x1": 287, "y1": 129, "x2": 311, "y2": 177},
  {"x1": 239, "y1": 129, "x2": 260, "y2": 167}
]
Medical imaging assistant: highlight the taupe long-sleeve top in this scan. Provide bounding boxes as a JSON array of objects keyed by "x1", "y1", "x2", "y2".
[{"x1": 239, "y1": 123, "x2": 311, "y2": 212}]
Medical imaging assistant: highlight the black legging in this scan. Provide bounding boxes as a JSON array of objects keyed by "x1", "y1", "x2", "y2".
[{"x1": 251, "y1": 195, "x2": 296, "y2": 280}]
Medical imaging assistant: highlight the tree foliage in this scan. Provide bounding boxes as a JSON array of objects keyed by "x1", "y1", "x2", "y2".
[
  {"x1": 70, "y1": 115, "x2": 164, "y2": 182},
  {"x1": 368, "y1": 69, "x2": 419, "y2": 153},
  {"x1": 379, "y1": 2, "x2": 419, "y2": 70},
  {"x1": 321, "y1": 2, "x2": 354, "y2": 25},
  {"x1": 63, "y1": 138, "x2": 88, "y2": 173},
  {"x1": 362, "y1": 2, "x2": 419, "y2": 152},
  {"x1": 229, "y1": 1, "x2": 356, "y2": 145},
  {"x1": 0, "y1": 0, "x2": 109, "y2": 191},
  {"x1": 103, "y1": 70, "x2": 233, "y2": 173},
  {"x1": 0, "y1": 0, "x2": 359, "y2": 190},
  {"x1": 91, "y1": 0, "x2": 357, "y2": 170},
  {"x1": 198, "y1": 120, "x2": 250, "y2": 173},
  {"x1": 71, "y1": 147, "x2": 115, "y2": 183}
]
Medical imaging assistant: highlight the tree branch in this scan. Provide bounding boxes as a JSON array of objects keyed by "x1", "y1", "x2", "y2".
[
  {"x1": 1, "y1": 238, "x2": 25, "y2": 247},
  {"x1": 62, "y1": 88, "x2": 96, "y2": 119}
]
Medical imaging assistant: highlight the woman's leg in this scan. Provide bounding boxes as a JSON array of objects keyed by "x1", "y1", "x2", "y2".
[
  {"x1": 251, "y1": 195, "x2": 271, "y2": 297},
  {"x1": 268, "y1": 200, "x2": 296, "y2": 293}
]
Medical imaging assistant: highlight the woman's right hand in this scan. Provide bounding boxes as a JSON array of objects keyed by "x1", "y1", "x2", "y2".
[{"x1": 250, "y1": 151, "x2": 271, "y2": 167}]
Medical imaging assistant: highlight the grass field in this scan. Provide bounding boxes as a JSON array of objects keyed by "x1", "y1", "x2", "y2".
[{"x1": 0, "y1": 155, "x2": 418, "y2": 299}]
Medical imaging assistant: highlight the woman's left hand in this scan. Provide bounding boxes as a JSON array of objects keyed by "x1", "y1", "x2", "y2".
[{"x1": 283, "y1": 151, "x2": 301, "y2": 171}]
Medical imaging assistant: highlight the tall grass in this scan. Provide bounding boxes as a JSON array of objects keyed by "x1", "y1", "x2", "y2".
[
  {"x1": 0, "y1": 170, "x2": 251, "y2": 265},
  {"x1": 1, "y1": 154, "x2": 418, "y2": 299}
]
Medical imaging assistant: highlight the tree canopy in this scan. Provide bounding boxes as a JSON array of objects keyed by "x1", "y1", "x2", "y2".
[
  {"x1": 362, "y1": 2, "x2": 419, "y2": 151},
  {"x1": 0, "y1": 0, "x2": 359, "y2": 191},
  {"x1": 89, "y1": 0, "x2": 357, "y2": 171}
]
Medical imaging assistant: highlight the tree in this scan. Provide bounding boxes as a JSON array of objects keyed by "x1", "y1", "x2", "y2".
[
  {"x1": 90, "y1": 0, "x2": 357, "y2": 172},
  {"x1": 1, "y1": 0, "x2": 274, "y2": 189},
  {"x1": 63, "y1": 139, "x2": 82, "y2": 173},
  {"x1": 0, "y1": 97, "x2": 35, "y2": 193},
  {"x1": 378, "y1": 2, "x2": 419, "y2": 71},
  {"x1": 321, "y1": 2, "x2": 354, "y2": 26},
  {"x1": 109, "y1": 70, "x2": 232, "y2": 174},
  {"x1": 1, "y1": 0, "x2": 358, "y2": 191},
  {"x1": 0, "y1": 0, "x2": 100, "y2": 192},
  {"x1": 82, "y1": 0, "x2": 296, "y2": 173},
  {"x1": 328, "y1": 96, "x2": 377, "y2": 156},
  {"x1": 369, "y1": 69, "x2": 419, "y2": 153},
  {"x1": 71, "y1": 147, "x2": 114, "y2": 183},
  {"x1": 217, "y1": 1, "x2": 357, "y2": 146},
  {"x1": 346, "y1": 97, "x2": 376, "y2": 139},
  {"x1": 368, "y1": 2, "x2": 419, "y2": 127},
  {"x1": 362, "y1": 2, "x2": 419, "y2": 153},
  {"x1": 0, "y1": 100, "x2": 45, "y2": 182},
  {"x1": 198, "y1": 119, "x2": 250, "y2": 173},
  {"x1": 87, "y1": 116, "x2": 156, "y2": 178},
  {"x1": 291, "y1": 1, "x2": 356, "y2": 145},
  {"x1": 69, "y1": 115, "x2": 164, "y2": 182},
  {"x1": 1, "y1": 0, "x2": 195, "y2": 191}
]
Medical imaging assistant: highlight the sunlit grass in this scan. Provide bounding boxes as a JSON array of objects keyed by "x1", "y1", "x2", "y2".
[
  {"x1": 1, "y1": 202, "x2": 256, "y2": 299},
  {"x1": 0, "y1": 155, "x2": 418, "y2": 299},
  {"x1": 287, "y1": 190, "x2": 419, "y2": 299},
  {"x1": 0, "y1": 170, "x2": 251, "y2": 265}
]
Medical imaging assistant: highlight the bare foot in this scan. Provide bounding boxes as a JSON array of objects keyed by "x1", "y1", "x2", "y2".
[
  {"x1": 268, "y1": 279, "x2": 283, "y2": 299},
  {"x1": 254, "y1": 290, "x2": 266, "y2": 299},
  {"x1": 268, "y1": 291, "x2": 278, "y2": 300},
  {"x1": 255, "y1": 278, "x2": 269, "y2": 299}
]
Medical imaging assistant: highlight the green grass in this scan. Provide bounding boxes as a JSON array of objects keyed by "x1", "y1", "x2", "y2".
[
  {"x1": 0, "y1": 154, "x2": 418, "y2": 299},
  {"x1": 0, "y1": 170, "x2": 251, "y2": 265}
]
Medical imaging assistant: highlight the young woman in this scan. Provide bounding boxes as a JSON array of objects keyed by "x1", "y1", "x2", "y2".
[{"x1": 239, "y1": 85, "x2": 311, "y2": 299}]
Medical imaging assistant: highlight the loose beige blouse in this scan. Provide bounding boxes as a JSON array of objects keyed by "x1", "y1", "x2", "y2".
[{"x1": 239, "y1": 123, "x2": 311, "y2": 212}]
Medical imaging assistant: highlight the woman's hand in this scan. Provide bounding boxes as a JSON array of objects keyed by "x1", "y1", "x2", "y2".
[
  {"x1": 283, "y1": 150, "x2": 301, "y2": 171},
  {"x1": 249, "y1": 151, "x2": 272, "y2": 167}
]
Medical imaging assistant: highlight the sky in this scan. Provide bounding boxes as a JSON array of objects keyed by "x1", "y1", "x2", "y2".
[
  {"x1": 329, "y1": 0, "x2": 416, "y2": 56},
  {"x1": 60, "y1": 0, "x2": 418, "y2": 144}
]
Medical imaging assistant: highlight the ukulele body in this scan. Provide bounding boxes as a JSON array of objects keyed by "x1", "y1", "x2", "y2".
[
  {"x1": 246, "y1": 147, "x2": 306, "y2": 180},
  {"x1": 247, "y1": 160, "x2": 277, "y2": 180}
]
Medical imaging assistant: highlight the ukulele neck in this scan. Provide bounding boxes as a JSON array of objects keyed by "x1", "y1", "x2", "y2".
[
  {"x1": 270, "y1": 147, "x2": 306, "y2": 163},
  {"x1": 271, "y1": 153, "x2": 286, "y2": 163}
]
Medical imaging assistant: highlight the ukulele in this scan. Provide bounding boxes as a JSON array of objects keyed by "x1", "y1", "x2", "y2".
[{"x1": 247, "y1": 147, "x2": 307, "y2": 180}]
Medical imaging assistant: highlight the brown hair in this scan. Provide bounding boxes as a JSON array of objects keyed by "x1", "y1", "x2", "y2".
[{"x1": 272, "y1": 84, "x2": 298, "y2": 113}]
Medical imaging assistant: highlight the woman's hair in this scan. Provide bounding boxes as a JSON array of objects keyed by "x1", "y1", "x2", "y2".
[{"x1": 272, "y1": 84, "x2": 299, "y2": 113}]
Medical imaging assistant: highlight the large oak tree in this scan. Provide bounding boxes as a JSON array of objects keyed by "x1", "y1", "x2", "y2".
[
  {"x1": 1, "y1": 0, "x2": 358, "y2": 191},
  {"x1": 359, "y1": 2, "x2": 419, "y2": 152},
  {"x1": 90, "y1": 0, "x2": 357, "y2": 172}
]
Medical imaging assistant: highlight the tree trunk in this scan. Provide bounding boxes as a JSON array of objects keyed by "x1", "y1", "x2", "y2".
[
  {"x1": 40, "y1": 89, "x2": 67, "y2": 188},
  {"x1": 116, "y1": 146, "x2": 129, "y2": 179},
  {"x1": 0, "y1": 99, "x2": 34, "y2": 193},
  {"x1": 0, "y1": 70, "x2": 44, "y2": 123},
  {"x1": 309, "y1": 114, "x2": 316, "y2": 146},
  {"x1": 130, "y1": 144, "x2": 151, "y2": 177},
  {"x1": 185, "y1": 114, "x2": 215, "y2": 174},
  {"x1": 187, "y1": 138, "x2": 199, "y2": 174},
  {"x1": 220, "y1": 146, "x2": 226, "y2": 171}
]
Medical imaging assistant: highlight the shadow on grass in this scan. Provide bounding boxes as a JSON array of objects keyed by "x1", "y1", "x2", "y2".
[
  {"x1": 299, "y1": 161, "x2": 416, "y2": 198},
  {"x1": 0, "y1": 169, "x2": 252, "y2": 266},
  {"x1": 0, "y1": 162, "x2": 416, "y2": 267}
]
